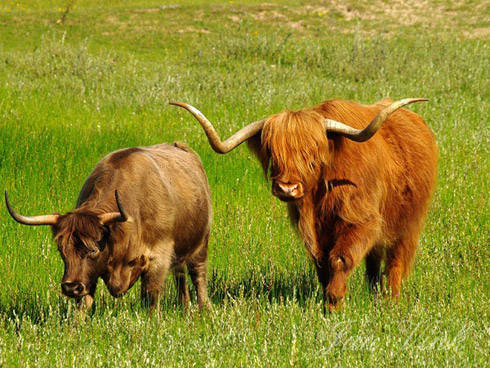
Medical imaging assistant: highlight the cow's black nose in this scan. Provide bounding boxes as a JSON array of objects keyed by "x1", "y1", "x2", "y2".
[{"x1": 61, "y1": 281, "x2": 85, "y2": 297}]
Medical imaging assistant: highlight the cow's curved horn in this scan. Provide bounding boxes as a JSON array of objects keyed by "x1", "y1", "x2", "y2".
[
  {"x1": 170, "y1": 102, "x2": 265, "y2": 153},
  {"x1": 323, "y1": 98, "x2": 428, "y2": 142},
  {"x1": 5, "y1": 191, "x2": 59, "y2": 226},
  {"x1": 98, "y1": 190, "x2": 128, "y2": 225}
]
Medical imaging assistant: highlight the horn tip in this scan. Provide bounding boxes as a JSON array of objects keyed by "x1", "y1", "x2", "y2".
[
  {"x1": 114, "y1": 189, "x2": 121, "y2": 206},
  {"x1": 407, "y1": 97, "x2": 429, "y2": 103},
  {"x1": 4, "y1": 191, "x2": 10, "y2": 211},
  {"x1": 114, "y1": 189, "x2": 127, "y2": 222},
  {"x1": 397, "y1": 98, "x2": 429, "y2": 108},
  {"x1": 4, "y1": 190, "x2": 18, "y2": 222},
  {"x1": 5, "y1": 190, "x2": 12, "y2": 208}
]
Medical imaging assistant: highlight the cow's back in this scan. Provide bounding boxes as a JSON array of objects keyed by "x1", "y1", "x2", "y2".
[{"x1": 137, "y1": 143, "x2": 212, "y2": 252}]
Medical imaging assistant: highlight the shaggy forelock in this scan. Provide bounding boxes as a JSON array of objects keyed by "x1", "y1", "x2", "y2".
[
  {"x1": 53, "y1": 211, "x2": 105, "y2": 252},
  {"x1": 261, "y1": 109, "x2": 331, "y2": 183}
]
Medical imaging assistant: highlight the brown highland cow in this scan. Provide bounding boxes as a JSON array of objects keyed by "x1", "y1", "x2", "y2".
[
  {"x1": 6, "y1": 142, "x2": 212, "y2": 314},
  {"x1": 171, "y1": 98, "x2": 438, "y2": 312}
]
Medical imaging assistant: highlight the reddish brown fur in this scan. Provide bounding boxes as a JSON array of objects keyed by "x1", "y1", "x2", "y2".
[{"x1": 249, "y1": 99, "x2": 438, "y2": 310}]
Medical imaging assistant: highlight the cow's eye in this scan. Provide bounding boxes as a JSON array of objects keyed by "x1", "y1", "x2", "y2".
[
  {"x1": 127, "y1": 258, "x2": 138, "y2": 267},
  {"x1": 87, "y1": 249, "x2": 100, "y2": 259}
]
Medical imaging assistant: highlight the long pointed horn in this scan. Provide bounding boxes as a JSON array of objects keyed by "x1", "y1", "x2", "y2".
[
  {"x1": 5, "y1": 191, "x2": 59, "y2": 226},
  {"x1": 323, "y1": 98, "x2": 428, "y2": 142},
  {"x1": 98, "y1": 190, "x2": 128, "y2": 225},
  {"x1": 170, "y1": 102, "x2": 265, "y2": 153}
]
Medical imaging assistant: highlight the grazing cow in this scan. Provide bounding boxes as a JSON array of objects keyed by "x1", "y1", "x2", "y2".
[
  {"x1": 171, "y1": 98, "x2": 438, "y2": 311},
  {"x1": 6, "y1": 142, "x2": 212, "y2": 314}
]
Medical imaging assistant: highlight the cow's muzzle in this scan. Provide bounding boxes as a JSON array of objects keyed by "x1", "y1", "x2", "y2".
[
  {"x1": 272, "y1": 181, "x2": 304, "y2": 201},
  {"x1": 61, "y1": 281, "x2": 87, "y2": 298}
]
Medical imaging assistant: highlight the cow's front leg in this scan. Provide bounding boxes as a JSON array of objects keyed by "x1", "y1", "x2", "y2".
[
  {"x1": 140, "y1": 254, "x2": 171, "y2": 318},
  {"x1": 326, "y1": 221, "x2": 379, "y2": 311},
  {"x1": 141, "y1": 273, "x2": 164, "y2": 318},
  {"x1": 314, "y1": 260, "x2": 331, "y2": 314}
]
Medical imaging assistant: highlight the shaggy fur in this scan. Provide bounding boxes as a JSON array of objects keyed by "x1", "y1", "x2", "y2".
[
  {"x1": 18, "y1": 143, "x2": 212, "y2": 314},
  {"x1": 249, "y1": 99, "x2": 438, "y2": 311}
]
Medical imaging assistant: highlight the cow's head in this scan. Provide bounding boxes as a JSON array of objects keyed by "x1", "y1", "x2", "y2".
[
  {"x1": 5, "y1": 190, "x2": 127, "y2": 299},
  {"x1": 170, "y1": 98, "x2": 426, "y2": 201}
]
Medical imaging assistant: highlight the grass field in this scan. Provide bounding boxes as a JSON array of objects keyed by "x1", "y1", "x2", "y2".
[{"x1": 0, "y1": 0, "x2": 489, "y2": 366}]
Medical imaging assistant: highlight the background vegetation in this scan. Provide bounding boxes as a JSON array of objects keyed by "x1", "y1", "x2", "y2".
[{"x1": 0, "y1": 0, "x2": 488, "y2": 366}]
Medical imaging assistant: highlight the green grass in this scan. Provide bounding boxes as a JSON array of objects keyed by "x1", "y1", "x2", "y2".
[{"x1": 0, "y1": 1, "x2": 489, "y2": 366}]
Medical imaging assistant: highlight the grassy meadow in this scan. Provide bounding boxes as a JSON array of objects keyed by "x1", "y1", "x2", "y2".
[{"x1": 0, "y1": 0, "x2": 488, "y2": 366}]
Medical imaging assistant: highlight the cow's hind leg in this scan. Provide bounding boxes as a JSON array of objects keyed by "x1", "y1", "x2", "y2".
[
  {"x1": 173, "y1": 262, "x2": 190, "y2": 308},
  {"x1": 187, "y1": 233, "x2": 211, "y2": 310},
  {"x1": 385, "y1": 234, "x2": 418, "y2": 300}
]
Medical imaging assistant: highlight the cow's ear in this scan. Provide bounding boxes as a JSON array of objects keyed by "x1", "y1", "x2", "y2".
[{"x1": 247, "y1": 132, "x2": 269, "y2": 177}]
